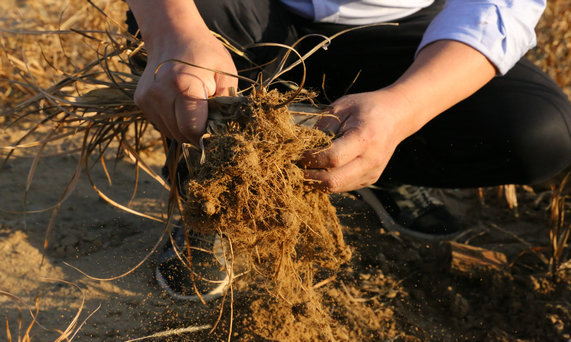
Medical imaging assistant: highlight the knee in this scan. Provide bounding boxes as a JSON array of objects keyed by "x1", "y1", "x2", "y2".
[{"x1": 509, "y1": 95, "x2": 571, "y2": 185}]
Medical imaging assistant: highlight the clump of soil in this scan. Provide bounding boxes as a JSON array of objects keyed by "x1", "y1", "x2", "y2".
[{"x1": 181, "y1": 89, "x2": 352, "y2": 340}]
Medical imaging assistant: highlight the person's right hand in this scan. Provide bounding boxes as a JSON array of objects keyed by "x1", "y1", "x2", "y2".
[{"x1": 134, "y1": 32, "x2": 238, "y2": 144}]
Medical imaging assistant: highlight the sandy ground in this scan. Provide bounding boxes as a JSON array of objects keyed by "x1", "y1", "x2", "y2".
[
  {"x1": 1, "y1": 0, "x2": 570, "y2": 341},
  {"x1": 0, "y1": 122, "x2": 570, "y2": 341},
  {"x1": 0, "y1": 129, "x2": 175, "y2": 340}
]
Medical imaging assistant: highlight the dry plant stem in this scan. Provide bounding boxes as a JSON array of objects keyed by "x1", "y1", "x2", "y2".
[
  {"x1": 63, "y1": 217, "x2": 174, "y2": 282},
  {"x1": 503, "y1": 184, "x2": 518, "y2": 215},
  {"x1": 2, "y1": 22, "x2": 385, "y2": 293},
  {"x1": 1, "y1": 279, "x2": 93, "y2": 342},
  {"x1": 258, "y1": 22, "x2": 399, "y2": 87},
  {"x1": 67, "y1": 304, "x2": 102, "y2": 341},
  {"x1": 180, "y1": 89, "x2": 351, "y2": 339},
  {"x1": 0, "y1": 290, "x2": 39, "y2": 342},
  {"x1": 489, "y1": 223, "x2": 549, "y2": 265},
  {"x1": 125, "y1": 325, "x2": 212, "y2": 342},
  {"x1": 153, "y1": 58, "x2": 255, "y2": 85},
  {"x1": 549, "y1": 172, "x2": 570, "y2": 277},
  {"x1": 5, "y1": 315, "x2": 12, "y2": 342}
]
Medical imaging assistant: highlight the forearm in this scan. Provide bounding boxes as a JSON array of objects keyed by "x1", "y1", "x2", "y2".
[
  {"x1": 126, "y1": 0, "x2": 238, "y2": 144},
  {"x1": 126, "y1": 0, "x2": 210, "y2": 51},
  {"x1": 386, "y1": 40, "x2": 496, "y2": 138}
]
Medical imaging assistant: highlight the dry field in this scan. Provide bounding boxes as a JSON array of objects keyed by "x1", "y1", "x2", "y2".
[{"x1": 0, "y1": 0, "x2": 569, "y2": 341}]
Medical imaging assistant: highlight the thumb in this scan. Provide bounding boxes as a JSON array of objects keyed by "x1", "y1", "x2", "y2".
[{"x1": 214, "y1": 72, "x2": 239, "y2": 96}]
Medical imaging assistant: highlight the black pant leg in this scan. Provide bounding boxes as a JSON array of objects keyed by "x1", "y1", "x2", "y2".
[
  {"x1": 383, "y1": 58, "x2": 571, "y2": 187},
  {"x1": 286, "y1": 1, "x2": 444, "y2": 100},
  {"x1": 285, "y1": 1, "x2": 570, "y2": 187},
  {"x1": 126, "y1": 1, "x2": 570, "y2": 188}
]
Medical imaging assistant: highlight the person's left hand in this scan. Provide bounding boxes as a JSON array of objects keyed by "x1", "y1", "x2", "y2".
[
  {"x1": 300, "y1": 88, "x2": 414, "y2": 193},
  {"x1": 300, "y1": 40, "x2": 497, "y2": 193}
]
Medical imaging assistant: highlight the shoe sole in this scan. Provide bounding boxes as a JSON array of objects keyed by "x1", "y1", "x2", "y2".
[
  {"x1": 155, "y1": 266, "x2": 230, "y2": 302},
  {"x1": 156, "y1": 232, "x2": 232, "y2": 302},
  {"x1": 355, "y1": 188, "x2": 461, "y2": 241}
]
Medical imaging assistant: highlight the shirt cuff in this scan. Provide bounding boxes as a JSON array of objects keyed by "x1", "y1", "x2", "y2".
[{"x1": 416, "y1": 0, "x2": 545, "y2": 75}]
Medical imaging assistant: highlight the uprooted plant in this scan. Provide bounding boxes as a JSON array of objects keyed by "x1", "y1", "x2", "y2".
[
  {"x1": 2, "y1": 7, "x2": 398, "y2": 338},
  {"x1": 175, "y1": 87, "x2": 352, "y2": 339}
]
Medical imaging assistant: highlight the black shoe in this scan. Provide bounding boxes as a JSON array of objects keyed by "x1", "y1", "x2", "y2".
[
  {"x1": 355, "y1": 184, "x2": 461, "y2": 240},
  {"x1": 155, "y1": 226, "x2": 230, "y2": 301}
]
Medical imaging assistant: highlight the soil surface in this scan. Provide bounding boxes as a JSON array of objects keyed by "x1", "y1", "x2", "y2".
[
  {"x1": 0, "y1": 122, "x2": 569, "y2": 341},
  {"x1": 1, "y1": 0, "x2": 570, "y2": 341}
]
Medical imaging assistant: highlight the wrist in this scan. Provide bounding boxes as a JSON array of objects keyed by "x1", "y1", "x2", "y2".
[
  {"x1": 370, "y1": 86, "x2": 423, "y2": 139},
  {"x1": 381, "y1": 40, "x2": 495, "y2": 138},
  {"x1": 127, "y1": 0, "x2": 211, "y2": 53}
]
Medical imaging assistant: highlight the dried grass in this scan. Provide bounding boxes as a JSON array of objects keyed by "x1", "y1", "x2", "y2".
[
  {"x1": 1, "y1": 1, "x2": 355, "y2": 339},
  {"x1": 526, "y1": 0, "x2": 571, "y2": 99},
  {"x1": 0, "y1": 0, "x2": 128, "y2": 109},
  {"x1": 549, "y1": 172, "x2": 570, "y2": 277},
  {"x1": 1, "y1": 280, "x2": 97, "y2": 342},
  {"x1": 1, "y1": 0, "x2": 570, "y2": 340}
]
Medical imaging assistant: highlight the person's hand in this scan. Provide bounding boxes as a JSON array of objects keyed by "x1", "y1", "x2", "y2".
[
  {"x1": 300, "y1": 40, "x2": 496, "y2": 193},
  {"x1": 134, "y1": 33, "x2": 238, "y2": 144},
  {"x1": 300, "y1": 88, "x2": 413, "y2": 193}
]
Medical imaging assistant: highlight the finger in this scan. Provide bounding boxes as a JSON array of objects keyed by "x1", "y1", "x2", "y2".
[
  {"x1": 313, "y1": 111, "x2": 342, "y2": 133},
  {"x1": 313, "y1": 96, "x2": 353, "y2": 132},
  {"x1": 304, "y1": 156, "x2": 384, "y2": 193},
  {"x1": 299, "y1": 128, "x2": 364, "y2": 169},
  {"x1": 145, "y1": 110, "x2": 176, "y2": 140},
  {"x1": 162, "y1": 72, "x2": 213, "y2": 143},
  {"x1": 214, "y1": 71, "x2": 239, "y2": 96},
  {"x1": 136, "y1": 88, "x2": 178, "y2": 141},
  {"x1": 174, "y1": 77, "x2": 210, "y2": 144}
]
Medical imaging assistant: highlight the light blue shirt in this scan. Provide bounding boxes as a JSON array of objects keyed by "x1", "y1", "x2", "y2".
[
  {"x1": 282, "y1": 0, "x2": 433, "y2": 24},
  {"x1": 280, "y1": 0, "x2": 546, "y2": 74}
]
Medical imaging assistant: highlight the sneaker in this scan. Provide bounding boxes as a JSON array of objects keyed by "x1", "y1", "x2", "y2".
[
  {"x1": 355, "y1": 184, "x2": 461, "y2": 240},
  {"x1": 155, "y1": 226, "x2": 231, "y2": 302}
]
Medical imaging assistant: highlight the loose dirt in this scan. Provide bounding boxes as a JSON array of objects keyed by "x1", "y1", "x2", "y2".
[
  {"x1": 1, "y1": 0, "x2": 570, "y2": 341},
  {"x1": 1, "y1": 119, "x2": 569, "y2": 341}
]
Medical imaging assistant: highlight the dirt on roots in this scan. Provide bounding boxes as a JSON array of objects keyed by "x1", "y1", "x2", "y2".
[{"x1": 179, "y1": 89, "x2": 351, "y2": 340}]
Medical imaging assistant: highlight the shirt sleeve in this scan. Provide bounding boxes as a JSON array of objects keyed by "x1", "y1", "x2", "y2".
[{"x1": 416, "y1": 0, "x2": 546, "y2": 75}]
